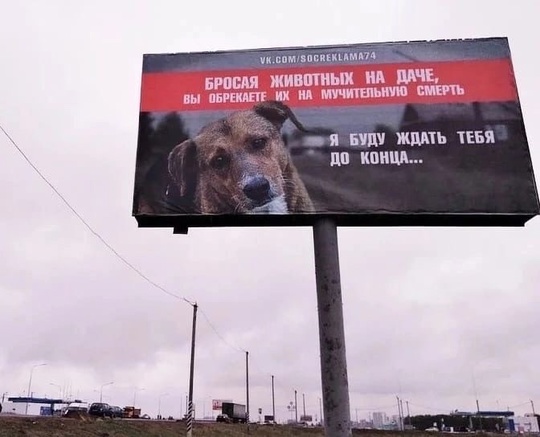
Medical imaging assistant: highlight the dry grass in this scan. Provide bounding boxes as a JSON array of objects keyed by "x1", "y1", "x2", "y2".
[{"x1": 0, "y1": 416, "x2": 490, "y2": 437}]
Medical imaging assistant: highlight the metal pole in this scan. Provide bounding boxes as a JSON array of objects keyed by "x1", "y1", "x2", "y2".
[
  {"x1": 26, "y1": 368, "x2": 35, "y2": 415},
  {"x1": 26, "y1": 363, "x2": 46, "y2": 415},
  {"x1": 531, "y1": 400, "x2": 536, "y2": 416},
  {"x1": 271, "y1": 375, "x2": 275, "y2": 421},
  {"x1": 313, "y1": 218, "x2": 352, "y2": 436},
  {"x1": 406, "y1": 400, "x2": 411, "y2": 426},
  {"x1": 133, "y1": 386, "x2": 142, "y2": 407},
  {"x1": 246, "y1": 351, "x2": 250, "y2": 424},
  {"x1": 396, "y1": 396, "x2": 401, "y2": 430},
  {"x1": 187, "y1": 303, "x2": 198, "y2": 437},
  {"x1": 399, "y1": 399, "x2": 405, "y2": 431},
  {"x1": 303, "y1": 393, "x2": 306, "y2": 418},
  {"x1": 294, "y1": 390, "x2": 298, "y2": 423}
]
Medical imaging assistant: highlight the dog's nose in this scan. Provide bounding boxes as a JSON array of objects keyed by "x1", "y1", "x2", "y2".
[{"x1": 243, "y1": 177, "x2": 271, "y2": 202}]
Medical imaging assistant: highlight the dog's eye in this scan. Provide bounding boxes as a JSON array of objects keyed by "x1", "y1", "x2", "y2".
[
  {"x1": 251, "y1": 138, "x2": 267, "y2": 150},
  {"x1": 210, "y1": 155, "x2": 229, "y2": 170}
]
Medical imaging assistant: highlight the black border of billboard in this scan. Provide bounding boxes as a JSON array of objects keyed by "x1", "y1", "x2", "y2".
[{"x1": 133, "y1": 213, "x2": 537, "y2": 233}]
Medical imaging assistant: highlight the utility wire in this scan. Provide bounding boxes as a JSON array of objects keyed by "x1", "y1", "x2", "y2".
[
  {"x1": 199, "y1": 308, "x2": 245, "y2": 353},
  {"x1": 0, "y1": 123, "x2": 194, "y2": 306},
  {"x1": 2, "y1": 123, "x2": 252, "y2": 356}
]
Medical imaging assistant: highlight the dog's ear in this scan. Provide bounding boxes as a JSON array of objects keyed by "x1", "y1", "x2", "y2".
[
  {"x1": 168, "y1": 139, "x2": 198, "y2": 198},
  {"x1": 253, "y1": 100, "x2": 308, "y2": 132}
]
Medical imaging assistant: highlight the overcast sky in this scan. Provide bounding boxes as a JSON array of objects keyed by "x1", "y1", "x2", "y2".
[{"x1": 1, "y1": 0, "x2": 539, "y2": 423}]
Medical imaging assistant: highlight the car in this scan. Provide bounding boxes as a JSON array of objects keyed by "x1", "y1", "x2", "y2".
[
  {"x1": 216, "y1": 413, "x2": 231, "y2": 423},
  {"x1": 110, "y1": 406, "x2": 124, "y2": 418},
  {"x1": 88, "y1": 402, "x2": 113, "y2": 418},
  {"x1": 62, "y1": 402, "x2": 89, "y2": 416}
]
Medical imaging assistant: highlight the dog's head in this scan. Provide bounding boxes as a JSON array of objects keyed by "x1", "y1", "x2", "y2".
[{"x1": 168, "y1": 101, "x2": 306, "y2": 214}]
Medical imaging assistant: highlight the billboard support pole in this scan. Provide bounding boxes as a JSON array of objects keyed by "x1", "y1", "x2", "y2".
[
  {"x1": 186, "y1": 303, "x2": 197, "y2": 437},
  {"x1": 313, "y1": 218, "x2": 352, "y2": 437}
]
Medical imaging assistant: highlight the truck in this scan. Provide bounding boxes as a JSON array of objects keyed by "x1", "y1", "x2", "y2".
[
  {"x1": 122, "y1": 406, "x2": 141, "y2": 418},
  {"x1": 220, "y1": 402, "x2": 247, "y2": 423}
]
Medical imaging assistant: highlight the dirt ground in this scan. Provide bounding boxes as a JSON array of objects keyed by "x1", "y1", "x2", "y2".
[{"x1": 0, "y1": 416, "x2": 435, "y2": 437}]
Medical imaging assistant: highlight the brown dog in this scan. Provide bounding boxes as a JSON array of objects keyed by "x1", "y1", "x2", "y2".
[{"x1": 167, "y1": 101, "x2": 313, "y2": 214}]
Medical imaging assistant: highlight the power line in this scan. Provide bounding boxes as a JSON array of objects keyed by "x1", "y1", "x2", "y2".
[
  {"x1": 1, "y1": 122, "x2": 251, "y2": 357},
  {"x1": 199, "y1": 308, "x2": 245, "y2": 353},
  {"x1": 0, "y1": 123, "x2": 194, "y2": 306}
]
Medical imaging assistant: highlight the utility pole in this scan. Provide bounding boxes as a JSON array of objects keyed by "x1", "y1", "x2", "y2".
[
  {"x1": 406, "y1": 400, "x2": 411, "y2": 427},
  {"x1": 303, "y1": 393, "x2": 306, "y2": 418},
  {"x1": 271, "y1": 375, "x2": 275, "y2": 422},
  {"x1": 400, "y1": 398, "x2": 404, "y2": 430},
  {"x1": 186, "y1": 303, "x2": 198, "y2": 437},
  {"x1": 294, "y1": 390, "x2": 298, "y2": 423},
  {"x1": 531, "y1": 400, "x2": 536, "y2": 416},
  {"x1": 245, "y1": 351, "x2": 250, "y2": 424},
  {"x1": 396, "y1": 396, "x2": 402, "y2": 431}
]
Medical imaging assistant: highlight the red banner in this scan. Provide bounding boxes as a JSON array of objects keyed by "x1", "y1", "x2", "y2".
[{"x1": 140, "y1": 59, "x2": 517, "y2": 112}]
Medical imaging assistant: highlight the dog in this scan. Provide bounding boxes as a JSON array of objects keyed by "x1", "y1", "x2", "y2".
[{"x1": 167, "y1": 101, "x2": 313, "y2": 214}]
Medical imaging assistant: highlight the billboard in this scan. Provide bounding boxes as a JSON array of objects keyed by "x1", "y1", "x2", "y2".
[
  {"x1": 132, "y1": 38, "x2": 539, "y2": 230},
  {"x1": 212, "y1": 399, "x2": 232, "y2": 411}
]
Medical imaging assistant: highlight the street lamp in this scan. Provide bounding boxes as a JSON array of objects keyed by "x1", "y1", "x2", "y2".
[
  {"x1": 100, "y1": 382, "x2": 114, "y2": 403},
  {"x1": 49, "y1": 383, "x2": 62, "y2": 399},
  {"x1": 26, "y1": 363, "x2": 47, "y2": 415},
  {"x1": 133, "y1": 387, "x2": 145, "y2": 408},
  {"x1": 158, "y1": 393, "x2": 169, "y2": 419}
]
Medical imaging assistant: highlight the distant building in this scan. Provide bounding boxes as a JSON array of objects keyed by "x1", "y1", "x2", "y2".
[
  {"x1": 391, "y1": 414, "x2": 404, "y2": 430},
  {"x1": 357, "y1": 419, "x2": 372, "y2": 429},
  {"x1": 372, "y1": 412, "x2": 387, "y2": 429},
  {"x1": 0, "y1": 402, "x2": 26, "y2": 415},
  {"x1": 508, "y1": 415, "x2": 539, "y2": 433}
]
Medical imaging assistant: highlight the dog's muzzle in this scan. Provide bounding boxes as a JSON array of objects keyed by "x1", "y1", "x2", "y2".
[{"x1": 243, "y1": 176, "x2": 273, "y2": 206}]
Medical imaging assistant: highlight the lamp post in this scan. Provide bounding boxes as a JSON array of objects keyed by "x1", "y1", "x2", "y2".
[
  {"x1": 133, "y1": 387, "x2": 144, "y2": 408},
  {"x1": 158, "y1": 393, "x2": 168, "y2": 419},
  {"x1": 26, "y1": 363, "x2": 47, "y2": 415},
  {"x1": 294, "y1": 390, "x2": 298, "y2": 423},
  {"x1": 49, "y1": 383, "x2": 63, "y2": 399},
  {"x1": 100, "y1": 382, "x2": 114, "y2": 403},
  {"x1": 271, "y1": 375, "x2": 275, "y2": 422}
]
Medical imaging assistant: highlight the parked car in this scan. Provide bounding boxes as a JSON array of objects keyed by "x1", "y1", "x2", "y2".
[
  {"x1": 62, "y1": 402, "x2": 89, "y2": 416},
  {"x1": 89, "y1": 402, "x2": 113, "y2": 418},
  {"x1": 110, "y1": 406, "x2": 124, "y2": 418},
  {"x1": 216, "y1": 413, "x2": 231, "y2": 423}
]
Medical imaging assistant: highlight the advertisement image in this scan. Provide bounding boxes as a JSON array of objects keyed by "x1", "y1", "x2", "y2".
[{"x1": 132, "y1": 38, "x2": 539, "y2": 229}]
